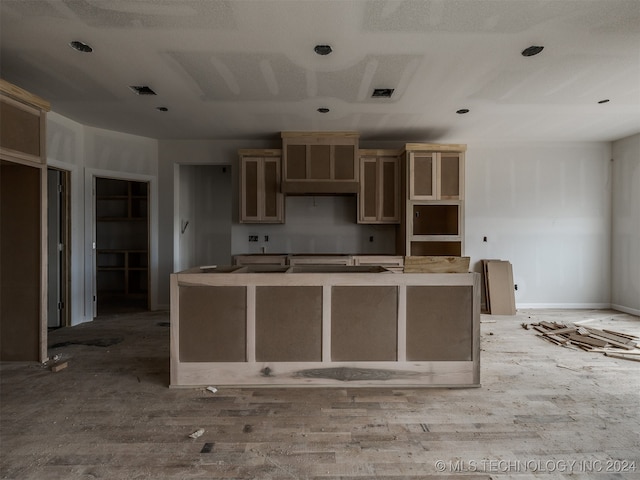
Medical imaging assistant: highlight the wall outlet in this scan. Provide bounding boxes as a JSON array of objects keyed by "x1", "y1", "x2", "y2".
[
  {"x1": 249, "y1": 235, "x2": 258, "y2": 242},
  {"x1": 264, "y1": 235, "x2": 269, "y2": 242}
]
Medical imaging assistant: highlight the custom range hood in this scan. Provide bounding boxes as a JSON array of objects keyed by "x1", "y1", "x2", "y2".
[{"x1": 281, "y1": 132, "x2": 360, "y2": 195}]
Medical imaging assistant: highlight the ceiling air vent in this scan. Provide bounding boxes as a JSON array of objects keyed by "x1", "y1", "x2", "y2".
[
  {"x1": 129, "y1": 85, "x2": 157, "y2": 95},
  {"x1": 69, "y1": 40, "x2": 93, "y2": 53},
  {"x1": 521, "y1": 45, "x2": 544, "y2": 57},
  {"x1": 372, "y1": 88, "x2": 394, "y2": 98}
]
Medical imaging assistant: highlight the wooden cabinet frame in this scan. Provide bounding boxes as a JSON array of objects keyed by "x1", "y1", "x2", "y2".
[
  {"x1": 239, "y1": 149, "x2": 284, "y2": 223},
  {"x1": 408, "y1": 149, "x2": 465, "y2": 201},
  {"x1": 358, "y1": 150, "x2": 400, "y2": 224},
  {"x1": 400, "y1": 144, "x2": 466, "y2": 257},
  {"x1": 281, "y1": 132, "x2": 359, "y2": 194}
]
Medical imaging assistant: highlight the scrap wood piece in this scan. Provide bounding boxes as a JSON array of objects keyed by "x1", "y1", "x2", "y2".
[
  {"x1": 568, "y1": 333, "x2": 607, "y2": 348},
  {"x1": 591, "y1": 348, "x2": 640, "y2": 355},
  {"x1": 541, "y1": 326, "x2": 577, "y2": 336},
  {"x1": 585, "y1": 327, "x2": 635, "y2": 343},
  {"x1": 603, "y1": 329, "x2": 639, "y2": 340},
  {"x1": 586, "y1": 333, "x2": 637, "y2": 350},
  {"x1": 403, "y1": 256, "x2": 470, "y2": 273},
  {"x1": 604, "y1": 352, "x2": 640, "y2": 362},
  {"x1": 539, "y1": 321, "x2": 566, "y2": 330},
  {"x1": 538, "y1": 334, "x2": 566, "y2": 346},
  {"x1": 50, "y1": 361, "x2": 68, "y2": 372}
]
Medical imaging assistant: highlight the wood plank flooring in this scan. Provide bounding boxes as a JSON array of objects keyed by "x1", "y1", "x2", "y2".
[{"x1": 1, "y1": 309, "x2": 639, "y2": 479}]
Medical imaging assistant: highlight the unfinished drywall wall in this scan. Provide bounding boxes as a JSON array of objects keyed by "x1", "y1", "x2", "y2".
[
  {"x1": 177, "y1": 164, "x2": 232, "y2": 270},
  {"x1": 46, "y1": 113, "x2": 159, "y2": 324},
  {"x1": 464, "y1": 142, "x2": 612, "y2": 308},
  {"x1": 611, "y1": 133, "x2": 640, "y2": 315},
  {"x1": 237, "y1": 195, "x2": 396, "y2": 255}
]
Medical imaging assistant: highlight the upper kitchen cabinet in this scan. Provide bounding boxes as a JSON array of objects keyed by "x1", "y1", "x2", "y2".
[
  {"x1": 239, "y1": 149, "x2": 284, "y2": 224},
  {"x1": 398, "y1": 143, "x2": 467, "y2": 257},
  {"x1": 406, "y1": 144, "x2": 466, "y2": 200},
  {"x1": 358, "y1": 150, "x2": 400, "y2": 224},
  {"x1": 0, "y1": 79, "x2": 49, "y2": 165},
  {"x1": 281, "y1": 132, "x2": 359, "y2": 194}
]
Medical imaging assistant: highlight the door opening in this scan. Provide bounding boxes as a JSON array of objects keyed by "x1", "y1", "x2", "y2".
[
  {"x1": 47, "y1": 167, "x2": 70, "y2": 328},
  {"x1": 95, "y1": 176, "x2": 150, "y2": 315}
]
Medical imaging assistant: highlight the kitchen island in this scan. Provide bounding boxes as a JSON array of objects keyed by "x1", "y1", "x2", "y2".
[{"x1": 170, "y1": 265, "x2": 480, "y2": 387}]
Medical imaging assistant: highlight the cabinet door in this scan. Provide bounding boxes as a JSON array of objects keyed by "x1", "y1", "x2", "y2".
[
  {"x1": 438, "y1": 152, "x2": 464, "y2": 200},
  {"x1": 240, "y1": 156, "x2": 283, "y2": 223},
  {"x1": 261, "y1": 157, "x2": 283, "y2": 222},
  {"x1": 379, "y1": 157, "x2": 399, "y2": 222},
  {"x1": 409, "y1": 152, "x2": 436, "y2": 200},
  {"x1": 358, "y1": 156, "x2": 399, "y2": 224},
  {"x1": 240, "y1": 157, "x2": 260, "y2": 222}
]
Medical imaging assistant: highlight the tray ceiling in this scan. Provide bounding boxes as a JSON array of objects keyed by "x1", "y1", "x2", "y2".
[{"x1": 1, "y1": 0, "x2": 639, "y2": 142}]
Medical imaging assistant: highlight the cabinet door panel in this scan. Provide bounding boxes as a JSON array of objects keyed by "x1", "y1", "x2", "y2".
[
  {"x1": 381, "y1": 159, "x2": 398, "y2": 220},
  {"x1": 286, "y1": 145, "x2": 307, "y2": 179},
  {"x1": 411, "y1": 153, "x2": 435, "y2": 199},
  {"x1": 440, "y1": 153, "x2": 461, "y2": 198},
  {"x1": 0, "y1": 100, "x2": 41, "y2": 158},
  {"x1": 362, "y1": 160, "x2": 378, "y2": 219},
  {"x1": 263, "y1": 159, "x2": 279, "y2": 219},
  {"x1": 243, "y1": 159, "x2": 259, "y2": 219},
  {"x1": 310, "y1": 144, "x2": 331, "y2": 179},
  {"x1": 334, "y1": 145, "x2": 355, "y2": 180}
]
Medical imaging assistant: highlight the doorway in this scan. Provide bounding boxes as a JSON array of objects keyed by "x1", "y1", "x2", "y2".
[
  {"x1": 47, "y1": 168, "x2": 70, "y2": 328},
  {"x1": 95, "y1": 176, "x2": 150, "y2": 315},
  {"x1": 177, "y1": 164, "x2": 232, "y2": 271}
]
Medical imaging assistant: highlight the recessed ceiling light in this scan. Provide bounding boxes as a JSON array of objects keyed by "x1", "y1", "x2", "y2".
[
  {"x1": 456, "y1": 108, "x2": 470, "y2": 114},
  {"x1": 156, "y1": 106, "x2": 168, "y2": 112},
  {"x1": 372, "y1": 88, "x2": 394, "y2": 98},
  {"x1": 69, "y1": 40, "x2": 93, "y2": 53},
  {"x1": 129, "y1": 85, "x2": 157, "y2": 95},
  {"x1": 521, "y1": 45, "x2": 544, "y2": 57},
  {"x1": 598, "y1": 99, "x2": 610, "y2": 104},
  {"x1": 314, "y1": 45, "x2": 332, "y2": 55},
  {"x1": 317, "y1": 107, "x2": 330, "y2": 113}
]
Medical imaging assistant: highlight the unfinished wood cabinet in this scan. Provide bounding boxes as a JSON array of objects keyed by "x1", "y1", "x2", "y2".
[
  {"x1": 399, "y1": 144, "x2": 466, "y2": 257},
  {"x1": 358, "y1": 150, "x2": 400, "y2": 224},
  {"x1": 239, "y1": 149, "x2": 284, "y2": 223},
  {"x1": 407, "y1": 144, "x2": 465, "y2": 201},
  {"x1": 0, "y1": 79, "x2": 50, "y2": 362},
  {"x1": 171, "y1": 268, "x2": 480, "y2": 387},
  {"x1": 281, "y1": 132, "x2": 359, "y2": 194}
]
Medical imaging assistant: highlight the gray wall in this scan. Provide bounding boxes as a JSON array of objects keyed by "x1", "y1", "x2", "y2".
[
  {"x1": 611, "y1": 133, "x2": 640, "y2": 315},
  {"x1": 46, "y1": 110, "x2": 637, "y2": 320}
]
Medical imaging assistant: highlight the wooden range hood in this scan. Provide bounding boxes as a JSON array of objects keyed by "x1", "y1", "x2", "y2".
[{"x1": 281, "y1": 131, "x2": 359, "y2": 195}]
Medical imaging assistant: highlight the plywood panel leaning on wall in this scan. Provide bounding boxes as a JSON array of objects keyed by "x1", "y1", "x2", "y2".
[{"x1": 0, "y1": 78, "x2": 50, "y2": 362}]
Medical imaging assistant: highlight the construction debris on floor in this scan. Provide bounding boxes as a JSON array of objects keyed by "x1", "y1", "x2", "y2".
[{"x1": 525, "y1": 321, "x2": 640, "y2": 361}]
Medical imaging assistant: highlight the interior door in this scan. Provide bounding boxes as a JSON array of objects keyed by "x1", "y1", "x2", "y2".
[{"x1": 47, "y1": 168, "x2": 67, "y2": 328}]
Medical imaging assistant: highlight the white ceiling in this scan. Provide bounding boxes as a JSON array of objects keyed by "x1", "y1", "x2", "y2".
[{"x1": 1, "y1": 0, "x2": 639, "y2": 143}]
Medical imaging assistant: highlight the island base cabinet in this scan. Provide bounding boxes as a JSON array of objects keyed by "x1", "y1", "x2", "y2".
[{"x1": 170, "y1": 271, "x2": 480, "y2": 387}]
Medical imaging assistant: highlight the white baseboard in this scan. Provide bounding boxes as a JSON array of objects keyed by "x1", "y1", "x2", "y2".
[
  {"x1": 611, "y1": 304, "x2": 640, "y2": 317},
  {"x1": 516, "y1": 303, "x2": 612, "y2": 310}
]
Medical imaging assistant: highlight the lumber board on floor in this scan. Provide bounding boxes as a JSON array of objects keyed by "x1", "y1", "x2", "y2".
[{"x1": 485, "y1": 260, "x2": 516, "y2": 315}]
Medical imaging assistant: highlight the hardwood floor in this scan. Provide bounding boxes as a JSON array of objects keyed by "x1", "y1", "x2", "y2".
[{"x1": 1, "y1": 309, "x2": 639, "y2": 479}]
